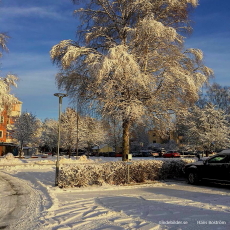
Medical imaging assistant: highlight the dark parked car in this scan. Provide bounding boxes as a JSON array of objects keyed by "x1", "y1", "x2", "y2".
[
  {"x1": 183, "y1": 151, "x2": 230, "y2": 185},
  {"x1": 140, "y1": 150, "x2": 152, "y2": 157},
  {"x1": 104, "y1": 152, "x2": 116, "y2": 157},
  {"x1": 163, "y1": 150, "x2": 180, "y2": 158},
  {"x1": 158, "y1": 148, "x2": 166, "y2": 157}
]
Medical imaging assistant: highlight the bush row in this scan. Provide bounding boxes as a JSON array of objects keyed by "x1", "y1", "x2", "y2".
[{"x1": 58, "y1": 159, "x2": 196, "y2": 188}]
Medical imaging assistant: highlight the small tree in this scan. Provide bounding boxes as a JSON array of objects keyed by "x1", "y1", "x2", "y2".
[
  {"x1": 61, "y1": 108, "x2": 78, "y2": 158},
  {"x1": 41, "y1": 118, "x2": 59, "y2": 154},
  {"x1": 103, "y1": 116, "x2": 123, "y2": 153},
  {"x1": 12, "y1": 112, "x2": 41, "y2": 157},
  {"x1": 80, "y1": 116, "x2": 108, "y2": 153}
]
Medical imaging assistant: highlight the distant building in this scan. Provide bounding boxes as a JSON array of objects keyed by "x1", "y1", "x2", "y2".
[
  {"x1": 92, "y1": 145, "x2": 113, "y2": 154},
  {"x1": 148, "y1": 129, "x2": 182, "y2": 146},
  {"x1": 0, "y1": 102, "x2": 22, "y2": 156},
  {"x1": 148, "y1": 129, "x2": 164, "y2": 144}
]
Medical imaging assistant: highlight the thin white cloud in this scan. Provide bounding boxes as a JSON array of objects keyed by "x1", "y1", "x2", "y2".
[
  {"x1": 0, "y1": 6, "x2": 68, "y2": 21},
  {"x1": 11, "y1": 69, "x2": 57, "y2": 94},
  {"x1": 0, "y1": 52, "x2": 58, "y2": 96}
]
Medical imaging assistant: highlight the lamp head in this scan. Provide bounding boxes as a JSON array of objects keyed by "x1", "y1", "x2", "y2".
[{"x1": 54, "y1": 93, "x2": 68, "y2": 98}]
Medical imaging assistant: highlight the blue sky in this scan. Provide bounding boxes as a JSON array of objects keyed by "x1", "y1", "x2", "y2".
[{"x1": 0, "y1": 0, "x2": 229, "y2": 120}]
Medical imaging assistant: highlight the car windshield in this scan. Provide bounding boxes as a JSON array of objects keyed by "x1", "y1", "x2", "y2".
[{"x1": 208, "y1": 155, "x2": 227, "y2": 163}]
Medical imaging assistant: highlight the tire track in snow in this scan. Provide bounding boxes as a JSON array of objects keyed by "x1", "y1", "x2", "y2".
[
  {"x1": 0, "y1": 172, "x2": 44, "y2": 230},
  {"x1": 42, "y1": 197, "x2": 162, "y2": 230}
]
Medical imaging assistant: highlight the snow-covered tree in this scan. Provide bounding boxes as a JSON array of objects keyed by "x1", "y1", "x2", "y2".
[
  {"x1": 206, "y1": 83, "x2": 230, "y2": 114},
  {"x1": 58, "y1": 107, "x2": 108, "y2": 156},
  {"x1": 177, "y1": 104, "x2": 230, "y2": 153},
  {"x1": 0, "y1": 33, "x2": 9, "y2": 56},
  {"x1": 61, "y1": 107, "x2": 78, "y2": 157},
  {"x1": 51, "y1": 0, "x2": 213, "y2": 160},
  {"x1": 41, "y1": 118, "x2": 59, "y2": 153},
  {"x1": 103, "y1": 116, "x2": 123, "y2": 153},
  {"x1": 80, "y1": 116, "x2": 108, "y2": 152},
  {"x1": 0, "y1": 33, "x2": 19, "y2": 112},
  {"x1": 130, "y1": 124, "x2": 149, "y2": 151},
  {"x1": 0, "y1": 75, "x2": 19, "y2": 112},
  {"x1": 12, "y1": 112, "x2": 41, "y2": 157}
]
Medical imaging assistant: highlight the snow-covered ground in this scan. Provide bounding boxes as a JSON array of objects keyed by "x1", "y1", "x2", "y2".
[{"x1": 0, "y1": 155, "x2": 230, "y2": 230}]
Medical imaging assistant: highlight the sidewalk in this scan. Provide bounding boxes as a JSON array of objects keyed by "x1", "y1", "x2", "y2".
[
  {"x1": 0, "y1": 174, "x2": 18, "y2": 229},
  {"x1": 0, "y1": 172, "x2": 43, "y2": 230}
]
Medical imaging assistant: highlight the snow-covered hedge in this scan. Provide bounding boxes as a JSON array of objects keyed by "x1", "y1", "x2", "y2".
[{"x1": 58, "y1": 159, "x2": 196, "y2": 188}]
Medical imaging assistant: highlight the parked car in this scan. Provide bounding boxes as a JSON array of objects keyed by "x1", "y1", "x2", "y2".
[
  {"x1": 130, "y1": 152, "x2": 139, "y2": 157},
  {"x1": 115, "y1": 152, "x2": 122, "y2": 157},
  {"x1": 104, "y1": 152, "x2": 116, "y2": 157},
  {"x1": 183, "y1": 151, "x2": 230, "y2": 185},
  {"x1": 151, "y1": 152, "x2": 160, "y2": 157},
  {"x1": 163, "y1": 150, "x2": 180, "y2": 158},
  {"x1": 158, "y1": 148, "x2": 166, "y2": 157},
  {"x1": 140, "y1": 150, "x2": 152, "y2": 157},
  {"x1": 132, "y1": 152, "x2": 142, "y2": 157}
]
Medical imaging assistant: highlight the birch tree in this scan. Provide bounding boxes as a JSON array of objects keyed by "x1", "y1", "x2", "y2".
[{"x1": 51, "y1": 0, "x2": 213, "y2": 160}]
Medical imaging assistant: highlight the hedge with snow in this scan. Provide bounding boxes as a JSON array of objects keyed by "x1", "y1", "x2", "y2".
[{"x1": 58, "y1": 159, "x2": 195, "y2": 188}]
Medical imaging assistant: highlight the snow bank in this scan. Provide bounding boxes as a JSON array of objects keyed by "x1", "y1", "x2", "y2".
[
  {"x1": 0, "y1": 153, "x2": 22, "y2": 165},
  {"x1": 59, "y1": 155, "x2": 93, "y2": 164}
]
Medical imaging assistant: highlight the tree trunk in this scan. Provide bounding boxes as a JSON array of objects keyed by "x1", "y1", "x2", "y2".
[
  {"x1": 122, "y1": 119, "x2": 130, "y2": 161},
  {"x1": 68, "y1": 147, "x2": 71, "y2": 158},
  {"x1": 76, "y1": 113, "x2": 79, "y2": 158},
  {"x1": 19, "y1": 141, "x2": 23, "y2": 158}
]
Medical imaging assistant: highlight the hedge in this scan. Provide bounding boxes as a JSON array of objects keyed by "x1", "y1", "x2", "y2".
[{"x1": 58, "y1": 159, "x2": 196, "y2": 188}]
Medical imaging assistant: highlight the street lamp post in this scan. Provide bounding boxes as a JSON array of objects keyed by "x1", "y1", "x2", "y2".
[{"x1": 54, "y1": 93, "x2": 67, "y2": 186}]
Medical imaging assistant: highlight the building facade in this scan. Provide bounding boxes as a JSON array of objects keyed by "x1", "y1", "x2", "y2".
[{"x1": 0, "y1": 102, "x2": 22, "y2": 156}]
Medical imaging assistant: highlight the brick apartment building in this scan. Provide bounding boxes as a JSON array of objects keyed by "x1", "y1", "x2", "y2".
[{"x1": 0, "y1": 102, "x2": 22, "y2": 156}]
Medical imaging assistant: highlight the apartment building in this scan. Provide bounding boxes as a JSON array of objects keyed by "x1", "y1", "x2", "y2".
[{"x1": 0, "y1": 102, "x2": 22, "y2": 156}]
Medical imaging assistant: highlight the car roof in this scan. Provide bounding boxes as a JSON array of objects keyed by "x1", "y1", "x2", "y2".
[
  {"x1": 217, "y1": 152, "x2": 230, "y2": 155},
  {"x1": 219, "y1": 149, "x2": 230, "y2": 154}
]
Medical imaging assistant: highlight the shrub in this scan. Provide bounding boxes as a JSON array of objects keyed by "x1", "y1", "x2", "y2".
[{"x1": 58, "y1": 159, "x2": 196, "y2": 188}]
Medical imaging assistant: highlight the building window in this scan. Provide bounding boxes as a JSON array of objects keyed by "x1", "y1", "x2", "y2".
[
  {"x1": 0, "y1": 116, "x2": 4, "y2": 123},
  {"x1": 0, "y1": 131, "x2": 3, "y2": 138}
]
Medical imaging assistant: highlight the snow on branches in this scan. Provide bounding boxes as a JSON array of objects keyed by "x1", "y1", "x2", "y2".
[
  {"x1": 58, "y1": 158, "x2": 196, "y2": 188},
  {"x1": 0, "y1": 75, "x2": 19, "y2": 112},
  {"x1": 0, "y1": 32, "x2": 19, "y2": 112},
  {"x1": 12, "y1": 112, "x2": 42, "y2": 154},
  {"x1": 177, "y1": 104, "x2": 230, "y2": 151},
  {"x1": 51, "y1": 0, "x2": 213, "y2": 158}
]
